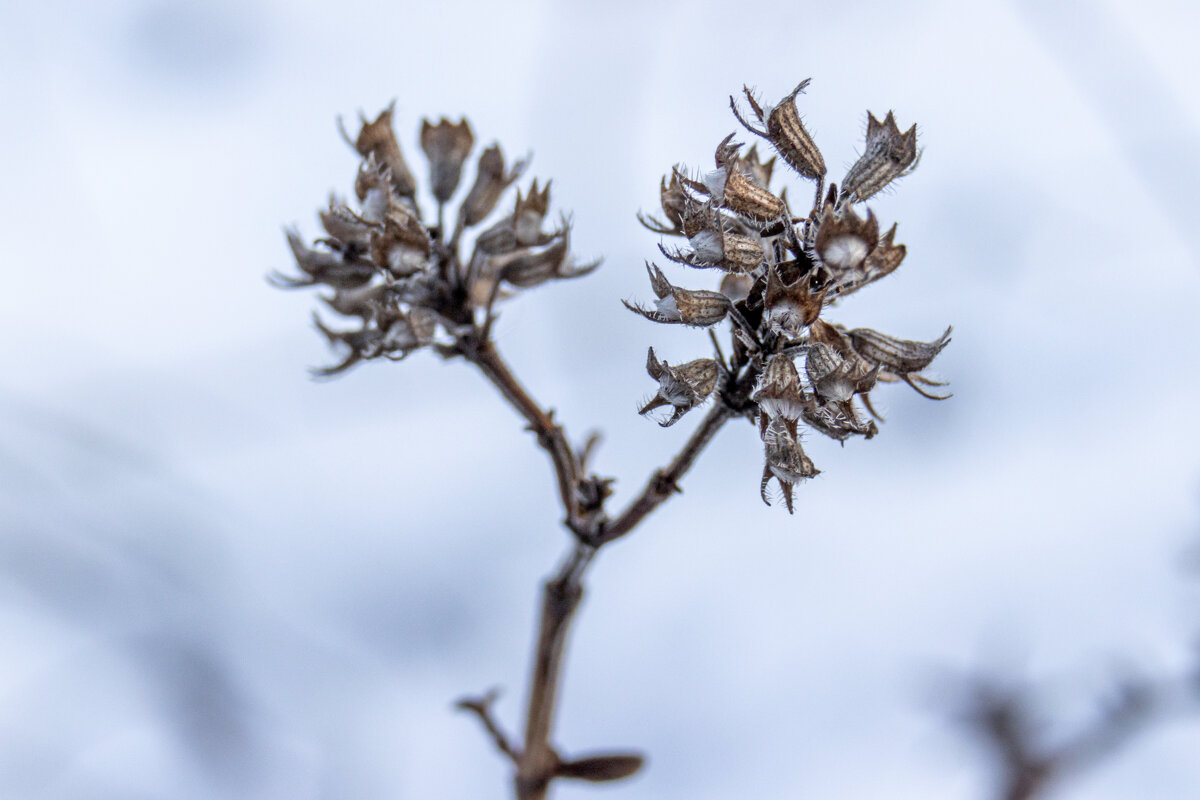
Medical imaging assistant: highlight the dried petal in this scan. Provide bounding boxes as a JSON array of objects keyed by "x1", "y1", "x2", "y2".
[
  {"x1": 420, "y1": 117, "x2": 475, "y2": 203},
  {"x1": 840, "y1": 111, "x2": 919, "y2": 205}
]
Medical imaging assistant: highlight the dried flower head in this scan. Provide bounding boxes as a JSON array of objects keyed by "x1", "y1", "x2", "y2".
[{"x1": 628, "y1": 78, "x2": 949, "y2": 511}]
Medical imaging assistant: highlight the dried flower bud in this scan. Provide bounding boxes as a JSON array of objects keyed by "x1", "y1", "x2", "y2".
[
  {"x1": 814, "y1": 205, "x2": 880, "y2": 273},
  {"x1": 623, "y1": 263, "x2": 731, "y2": 326},
  {"x1": 752, "y1": 354, "x2": 807, "y2": 421},
  {"x1": 760, "y1": 417, "x2": 818, "y2": 513},
  {"x1": 344, "y1": 103, "x2": 418, "y2": 198},
  {"x1": 732, "y1": 80, "x2": 826, "y2": 182},
  {"x1": 840, "y1": 111, "x2": 919, "y2": 205},
  {"x1": 640, "y1": 348, "x2": 719, "y2": 427},
  {"x1": 460, "y1": 145, "x2": 527, "y2": 228},
  {"x1": 764, "y1": 265, "x2": 824, "y2": 337},
  {"x1": 420, "y1": 117, "x2": 475, "y2": 203}
]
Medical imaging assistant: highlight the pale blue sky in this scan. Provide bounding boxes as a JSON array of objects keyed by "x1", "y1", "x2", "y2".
[{"x1": 2, "y1": 1, "x2": 1199, "y2": 798}]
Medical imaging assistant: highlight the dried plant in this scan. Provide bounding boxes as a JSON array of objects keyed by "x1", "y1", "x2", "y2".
[{"x1": 273, "y1": 79, "x2": 949, "y2": 798}]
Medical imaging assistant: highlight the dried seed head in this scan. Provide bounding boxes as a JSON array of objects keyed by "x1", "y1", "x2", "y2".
[
  {"x1": 815, "y1": 205, "x2": 880, "y2": 273},
  {"x1": 420, "y1": 117, "x2": 475, "y2": 203},
  {"x1": 623, "y1": 263, "x2": 732, "y2": 326},
  {"x1": 733, "y1": 80, "x2": 826, "y2": 182},
  {"x1": 764, "y1": 265, "x2": 824, "y2": 337},
  {"x1": 459, "y1": 145, "x2": 527, "y2": 228},
  {"x1": 760, "y1": 417, "x2": 818, "y2": 513},
  {"x1": 346, "y1": 104, "x2": 418, "y2": 198},
  {"x1": 640, "y1": 348, "x2": 719, "y2": 427},
  {"x1": 847, "y1": 326, "x2": 952, "y2": 376},
  {"x1": 752, "y1": 354, "x2": 807, "y2": 421},
  {"x1": 840, "y1": 111, "x2": 919, "y2": 205}
]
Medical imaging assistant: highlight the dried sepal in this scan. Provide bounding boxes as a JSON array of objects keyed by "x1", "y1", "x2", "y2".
[
  {"x1": 623, "y1": 263, "x2": 731, "y2": 327},
  {"x1": 752, "y1": 354, "x2": 807, "y2": 421},
  {"x1": 840, "y1": 111, "x2": 919, "y2": 205},
  {"x1": 342, "y1": 103, "x2": 418, "y2": 198},
  {"x1": 459, "y1": 145, "x2": 527, "y2": 228},
  {"x1": 760, "y1": 416, "x2": 818, "y2": 513},
  {"x1": 731, "y1": 80, "x2": 826, "y2": 182},
  {"x1": 764, "y1": 264, "x2": 825, "y2": 337},
  {"x1": 420, "y1": 117, "x2": 475, "y2": 203},
  {"x1": 639, "y1": 348, "x2": 719, "y2": 427}
]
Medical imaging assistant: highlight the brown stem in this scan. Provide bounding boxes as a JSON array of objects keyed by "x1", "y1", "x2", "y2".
[
  {"x1": 462, "y1": 330, "x2": 736, "y2": 800},
  {"x1": 598, "y1": 403, "x2": 733, "y2": 545},
  {"x1": 465, "y1": 339, "x2": 582, "y2": 528}
]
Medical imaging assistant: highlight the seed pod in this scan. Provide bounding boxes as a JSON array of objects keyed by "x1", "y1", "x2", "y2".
[
  {"x1": 555, "y1": 754, "x2": 645, "y2": 783},
  {"x1": 840, "y1": 110, "x2": 919, "y2": 205},
  {"x1": 846, "y1": 326, "x2": 952, "y2": 375},
  {"x1": 732, "y1": 80, "x2": 826, "y2": 182},
  {"x1": 685, "y1": 225, "x2": 765, "y2": 273},
  {"x1": 640, "y1": 348, "x2": 719, "y2": 427},
  {"x1": 623, "y1": 263, "x2": 732, "y2": 326},
  {"x1": 420, "y1": 117, "x2": 475, "y2": 203},
  {"x1": 760, "y1": 417, "x2": 818, "y2": 513},
  {"x1": 278, "y1": 228, "x2": 376, "y2": 290},
  {"x1": 459, "y1": 145, "x2": 527, "y2": 228},
  {"x1": 345, "y1": 103, "x2": 418, "y2": 198}
]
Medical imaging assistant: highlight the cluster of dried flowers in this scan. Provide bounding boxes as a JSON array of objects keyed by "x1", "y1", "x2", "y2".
[
  {"x1": 271, "y1": 103, "x2": 597, "y2": 377},
  {"x1": 629, "y1": 79, "x2": 951, "y2": 512}
]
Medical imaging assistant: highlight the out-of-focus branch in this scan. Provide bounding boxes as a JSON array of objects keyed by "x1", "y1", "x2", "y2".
[{"x1": 955, "y1": 670, "x2": 1200, "y2": 800}]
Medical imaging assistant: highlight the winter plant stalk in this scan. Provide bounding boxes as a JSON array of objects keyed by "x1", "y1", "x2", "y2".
[{"x1": 272, "y1": 78, "x2": 950, "y2": 799}]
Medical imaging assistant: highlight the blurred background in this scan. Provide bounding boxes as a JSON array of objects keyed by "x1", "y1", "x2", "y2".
[{"x1": 2, "y1": 0, "x2": 1200, "y2": 797}]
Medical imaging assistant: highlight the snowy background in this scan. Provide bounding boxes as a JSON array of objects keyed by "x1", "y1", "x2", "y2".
[{"x1": 2, "y1": 0, "x2": 1200, "y2": 798}]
